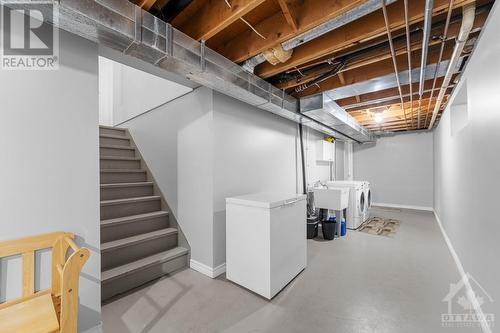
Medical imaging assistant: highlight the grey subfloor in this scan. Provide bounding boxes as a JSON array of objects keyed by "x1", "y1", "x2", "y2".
[{"x1": 102, "y1": 207, "x2": 480, "y2": 333}]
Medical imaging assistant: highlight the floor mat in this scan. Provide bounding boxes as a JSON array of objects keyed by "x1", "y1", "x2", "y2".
[{"x1": 358, "y1": 217, "x2": 400, "y2": 237}]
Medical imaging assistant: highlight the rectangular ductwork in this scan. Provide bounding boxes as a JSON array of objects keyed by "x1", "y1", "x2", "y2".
[
  {"x1": 300, "y1": 93, "x2": 375, "y2": 143},
  {"x1": 7, "y1": 0, "x2": 374, "y2": 143},
  {"x1": 323, "y1": 59, "x2": 459, "y2": 101}
]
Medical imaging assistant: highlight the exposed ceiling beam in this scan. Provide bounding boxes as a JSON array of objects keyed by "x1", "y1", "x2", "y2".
[
  {"x1": 352, "y1": 97, "x2": 438, "y2": 115},
  {"x1": 285, "y1": 33, "x2": 390, "y2": 73},
  {"x1": 363, "y1": 115, "x2": 432, "y2": 129},
  {"x1": 365, "y1": 116, "x2": 436, "y2": 129},
  {"x1": 212, "y1": 0, "x2": 367, "y2": 63},
  {"x1": 358, "y1": 94, "x2": 448, "y2": 130},
  {"x1": 171, "y1": 0, "x2": 266, "y2": 41},
  {"x1": 277, "y1": 0, "x2": 298, "y2": 31},
  {"x1": 275, "y1": 38, "x2": 444, "y2": 90},
  {"x1": 337, "y1": 71, "x2": 346, "y2": 85},
  {"x1": 338, "y1": 76, "x2": 458, "y2": 108},
  {"x1": 347, "y1": 88, "x2": 449, "y2": 112},
  {"x1": 255, "y1": 0, "x2": 476, "y2": 78},
  {"x1": 296, "y1": 43, "x2": 455, "y2": 97},
  {"x1": 366, "y1": 123, "x2": 420, "y2": 131},
  {"x1": 355, "y1": 96, "x2": 448, "y2": 129},
  {"x1": 139, "y1": 0, "x2": 159, "y2": 11},
  {"x1": 274, "y1": 14, "x2": 485, "y2": 90}
]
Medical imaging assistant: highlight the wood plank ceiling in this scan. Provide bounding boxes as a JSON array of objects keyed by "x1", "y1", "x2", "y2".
[{"x1": 135, "y1": 0, "x2": 494, "y2": 133}]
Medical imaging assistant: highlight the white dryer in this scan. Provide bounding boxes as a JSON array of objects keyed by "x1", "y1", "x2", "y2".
[
  {"x1": 361, "y1": 181, "x2": 371, "y2": 222},
  {"x1": 327, "y1": 181, "x2": 365, "y2": 229}
]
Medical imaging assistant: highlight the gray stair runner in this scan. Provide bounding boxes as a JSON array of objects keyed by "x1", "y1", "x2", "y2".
[
  {"x1": 101, "y1": 247, "x2": 188, "y2": 301},
  {"x1": 99, "y1": 125, "x2": 188, "y2": 302},
  {"x1": 100, "y1": 182, "x2": 154, "y2": 200},
  {"x1": 100, "y1": 156, "x2": 142, "y2": 169}
]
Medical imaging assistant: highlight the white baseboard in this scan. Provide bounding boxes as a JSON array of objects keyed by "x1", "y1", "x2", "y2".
[
  {"x1": 190, "y1": 259, "x2": 226, "y2": 279},
  {"x1": 372, "y1": 202, "x2": 434, "y2": 212},
  {"x1": 434, "y1": 212, "x2": 492, "y2": 333},
  {"x1": 212, "y1": 262, "x2": 227, "y2": 277}
]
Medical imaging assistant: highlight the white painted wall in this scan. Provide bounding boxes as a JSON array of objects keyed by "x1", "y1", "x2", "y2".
[
  {"x1": 120, "y1": 87, "x2": 337, "y2": 271},
  {"x1": 353, "y1": 131, "x2": 434, "y2": 209},
  {"x1": 0, "y1": 29, "x2": 101, "y2": 332},
  {"x1": 212, "y1": 92, "x2": 302, "y2": 267},
  {"x1": 98, "y1": 57, "x2": 114, "y2": 126},
  {"x1": 335, "y1": 141, "x2": 345, "y2": 181},
  {"x1": 433, "y1": 2, "x2": 500, "y2": 319},
  {"x1": 122, "y1": 87, "x2": 214, "y2": 267},
  {"x1": 98, "y1": 57, "x2": 192, "y2": 126},
  {"x1": 304, "y1": 128, "x2": 334, "y2": 187},
  {"x1": 344, "y1": 141, "x2": 354, "y2": 181}
]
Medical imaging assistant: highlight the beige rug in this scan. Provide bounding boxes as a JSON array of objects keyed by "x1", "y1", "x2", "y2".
[{"x1": 358, "y1": 217, "x2": 400, "y2": 237}]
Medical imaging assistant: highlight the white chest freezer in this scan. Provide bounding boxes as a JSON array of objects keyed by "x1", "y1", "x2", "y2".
[{"x1": 226, "y1": 192, "x2": 307, "y2": 299}]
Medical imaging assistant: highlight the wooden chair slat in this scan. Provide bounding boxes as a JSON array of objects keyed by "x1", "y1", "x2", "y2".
[
  {"x1": 22, "y1": 251, "x2": 35, "y2": 296},
  {"x1": 0, "y1": 232, "x2": 89, "y2": 333},
  {"x1": 64, "y1": 237, "x2": 79, "y2": 252}
]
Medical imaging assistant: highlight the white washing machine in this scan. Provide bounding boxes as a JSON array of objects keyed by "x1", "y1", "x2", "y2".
[
  {"x1": 359, "y1": 181, "x2": 371, "y2": 222},
  {"x1": 327, "y1": 181, "x2": 365, "y2": 229}
]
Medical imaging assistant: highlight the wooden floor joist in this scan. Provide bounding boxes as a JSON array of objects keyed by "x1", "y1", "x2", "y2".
[
  {"x1": 212, "y1": 0, "x2": 367, "y2": 63},
  {"x1": 134, "y1": 0, "x2": 492, "y2": 132},
  {"x1": 295, "y1": 43, "x2": 455, "y2": 97},
  {"x1": 172, "y1": 0, "x2": 266, "y2": 41},
  {"x1": 275, "y1": 14, "x2": 485, "y2": 90},
  {"x1": 337, "y1": 76, "x2": 457, "y2": 108},
  {"x1": 255, "y1": 0, "x2": 476, "y2": 78},
  {"x1": 277, "y1": 0, "x2": 298, "y2": 31}
]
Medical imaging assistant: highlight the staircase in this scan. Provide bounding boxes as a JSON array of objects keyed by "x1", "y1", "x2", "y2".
[{"x1": 99, "y1": 125, "x2": 188, "y2": 302}]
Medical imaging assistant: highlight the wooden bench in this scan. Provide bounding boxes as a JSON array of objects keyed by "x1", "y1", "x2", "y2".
[{"x1": 0, "y1": 232, "x2": 90, "y2": 333}]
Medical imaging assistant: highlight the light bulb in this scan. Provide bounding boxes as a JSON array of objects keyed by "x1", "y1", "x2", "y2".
[{"x1": 374, "y1": 113, "x2": 383, "y2": 124}]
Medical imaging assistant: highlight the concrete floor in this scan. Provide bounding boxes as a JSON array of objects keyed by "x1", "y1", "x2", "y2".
[{"x1": 102, "y1": 207, "x2": 480, "y2": 333}]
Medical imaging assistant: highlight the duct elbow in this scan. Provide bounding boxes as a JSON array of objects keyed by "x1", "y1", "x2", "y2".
[{"x1": 262, "y1": 45, "x2": 293, "y2": 65}]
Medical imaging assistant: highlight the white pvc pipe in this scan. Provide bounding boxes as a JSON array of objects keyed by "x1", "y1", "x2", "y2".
[{"x1": 428, "y1": 3, "x2": 476, "y2": 129}]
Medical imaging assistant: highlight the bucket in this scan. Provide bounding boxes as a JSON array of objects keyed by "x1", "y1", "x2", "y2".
[
  {"x1": 307, "y1": 221, "x2": 318, "y2": 239},
  {"x1": 322, "y1": 220, "x2": 336, "y2": 240},
  {"x1": 307, "y1": 216, "x2": 319, "y2": 239}
]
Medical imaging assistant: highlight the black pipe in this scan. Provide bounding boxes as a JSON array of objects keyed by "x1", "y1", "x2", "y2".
[
  {"x1": 299, "y1": 124, "x2": 307, "y2": 195},
  {"x1": 294, "y1": 60, "x2": 345, "y2": 94},
  {"x1": 273, "y1": 61, "x2": 339, "y2": 85}
]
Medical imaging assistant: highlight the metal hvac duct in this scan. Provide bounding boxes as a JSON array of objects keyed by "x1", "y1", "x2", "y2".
[
  {"x1": 300, "y1": 93, "x2": 375, "y2": 143},
  {"x1": 4, "y1": 0, "x2": 374, "y2": 142},
  {"x1": 322, "y1": 58, "x2": 462, "y2": 100},
  {"x1": 342, "y1": 86, "x2": 454, "y2": 110}
]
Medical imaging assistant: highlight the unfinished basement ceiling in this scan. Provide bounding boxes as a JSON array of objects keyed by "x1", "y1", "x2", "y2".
[{"x1": 136, "y1": 0, "x2": 495, "y2": 132}]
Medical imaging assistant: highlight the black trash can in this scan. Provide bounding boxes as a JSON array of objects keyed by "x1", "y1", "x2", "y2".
[
  {"x1": 307, "y1": 218, "x2": 319, "y2": 239},
  {"x1": 322, "y1": 220, "x2": 336, "y2": 240}
]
